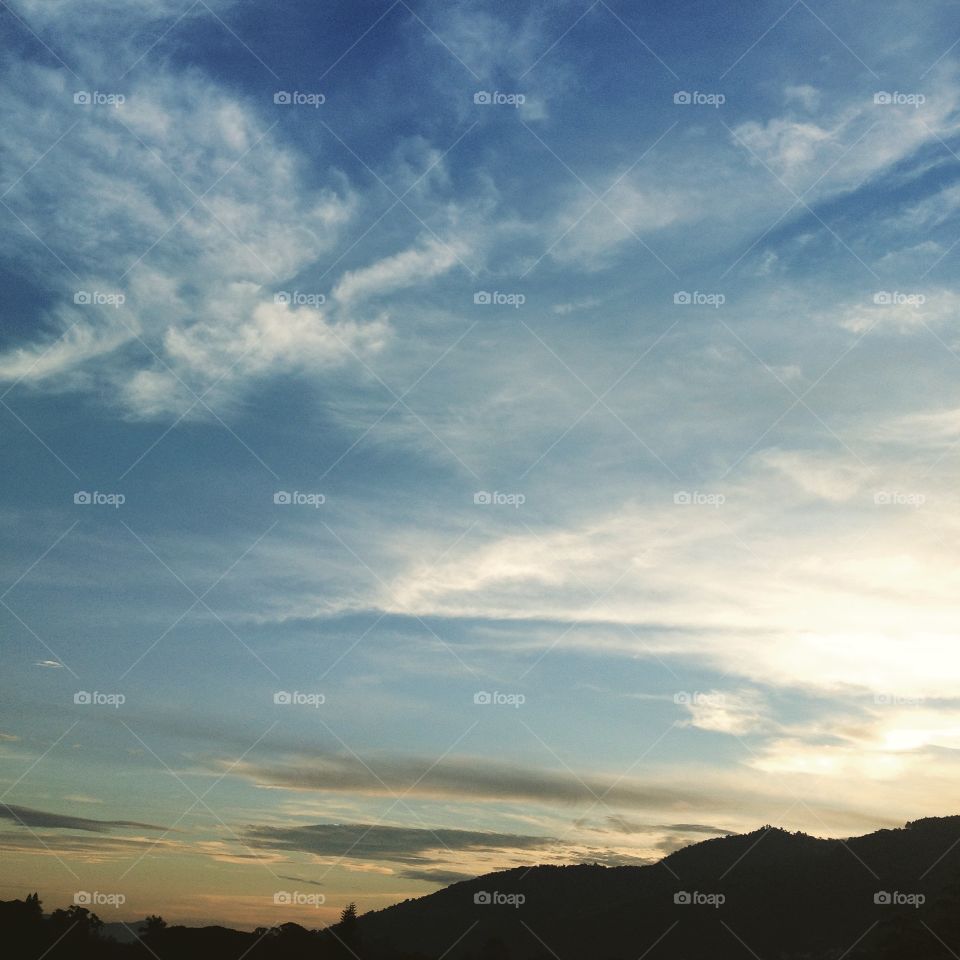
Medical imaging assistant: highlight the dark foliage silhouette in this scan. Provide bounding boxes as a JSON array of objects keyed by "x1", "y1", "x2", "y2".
[{"x1": 7, "y1": 818, "x2": 960, "y2": 959}]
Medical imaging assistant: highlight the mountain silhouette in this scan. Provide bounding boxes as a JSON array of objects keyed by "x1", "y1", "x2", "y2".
[
  {"x1": 7, "y1": 817, "x2": 960, "y2": 958},
  {"x1": 355, "y1": 816, "x2": 960, "y2": 959}
]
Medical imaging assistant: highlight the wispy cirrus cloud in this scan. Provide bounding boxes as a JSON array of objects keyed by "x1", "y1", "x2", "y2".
[
  {"x1": 0, "y1": 56, "x2": 375, "y2": 417},
  {"x1": 226, "y1": 749, "x2": 759, "y2": 818},
  {"x1": 0, "y1": 802, "x2": 166, "y2": 833},
  {"x1": 244, "y1": 822, "x2": 557, "y2": 864},
  {"x1": 8, "y1": 0, "x2": 960, "y2": 931}
]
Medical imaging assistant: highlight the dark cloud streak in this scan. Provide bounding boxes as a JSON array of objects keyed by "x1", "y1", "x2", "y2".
[
  {"x1": 232, "y1": 753, "x2": 721, "y2": 812},
  {"x1": 0, "y1": 803, "x2": 166, "y2": 833},
  {"x1": 244, "y1": 822, "x2": 557, "y2": 865}
]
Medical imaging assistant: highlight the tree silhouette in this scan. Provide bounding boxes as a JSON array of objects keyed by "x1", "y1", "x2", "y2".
[
  {"x1": 331, "y1": 902, "x2": 360, "y2": 958},
  {"x1": 48, "y1": 904, "x2": 104, "y2": 950},
  {"x1": 140, "y1": 915, "x2": 167, "y2": 943},
  {"x1": 24, "y1": 892, "x2": 42, "y2": 921},
  {"x1": 6, "y1": 821, "x2": 960, "y2": 960}
]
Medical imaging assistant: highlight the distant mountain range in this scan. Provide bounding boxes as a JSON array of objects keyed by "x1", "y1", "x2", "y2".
[
  {"x1": 353, "y1": 816, "x2": 960, "y2": 959},
  {"x1": 10, "y1": 817, "x2": 960, "y2": 958}
]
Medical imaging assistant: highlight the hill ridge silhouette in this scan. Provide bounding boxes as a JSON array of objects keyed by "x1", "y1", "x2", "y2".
[{"x1": 8, "y1": 815, "x2": 960, "y2": 958}]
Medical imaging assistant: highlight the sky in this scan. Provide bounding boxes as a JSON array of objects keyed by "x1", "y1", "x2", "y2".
[{"x1": 2, "y1": 0, "x2": 960, "y2": 932}]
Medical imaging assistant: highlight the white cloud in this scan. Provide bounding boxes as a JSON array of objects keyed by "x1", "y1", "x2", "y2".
[
  {"x1": 878, "y1": 406, "x2": 960, "y2": 447},
  {"x1": 551, "y1": 297, "x2": 602, "y2": 315},
  {"x1": 756, "y1": 449, "x2": 869, "y2": 501},
  {"x1": 750, "y1": 738, "x2": 908, "y2": 780},
  {"x1": 333, "y1": 236, "x2": 470, "y2": 303},
  {"x1": 731, "y1": 71, "x2": 960, "y2": 191},
  {"x1": 733, "y1": 117, "x2": 834, "y2": 176},
  {"x1": 0, "y1": 57, "x2": 397, "y2": 417},
  {"x1": 681, "y1": 690, "x2": 769, "y2": 736},
  {"x1": 749, "y1": 706, "x2": 960, "y2": 783},
  {"x1": 549, "y1": 180, "x2": 694, "y2": 267},
  {"x1": 9, "y1": 0, "x2": 234, "y2": 31},
  {"x1": 359, "y1": 463, "x2": 960, "y2": 702},
  {"x1": 836, "y1": 288, "x2": 960, "y2": 334},
  {"x1": 0, "y1": 315, "x2": 132, "y2": 385},
  {"x1": 164, "y1": 292, "x2": 389, "y2": 379},
  {"x1": 784, "y1": 84, "x2": 821, "y2": 111}
]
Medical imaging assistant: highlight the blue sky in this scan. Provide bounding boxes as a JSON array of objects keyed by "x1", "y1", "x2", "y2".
[{"x1": 3, "y1": 0, "x2": 960, "y2": 930}]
